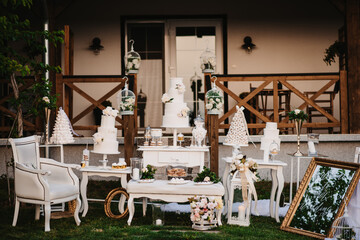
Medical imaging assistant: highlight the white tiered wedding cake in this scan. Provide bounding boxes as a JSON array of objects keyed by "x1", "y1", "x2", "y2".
[
  {"x1": 93, "y1": 107, "x2": 119, "y2": 154},
  {"x1": 161, "y1": 77, "x2": 189, "y2": 128},
  {"x1": 260, "y1": 122, "x2": 281, "y2": 162}
]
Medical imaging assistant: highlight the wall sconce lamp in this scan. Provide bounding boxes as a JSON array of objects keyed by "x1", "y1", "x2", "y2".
[
  {"x1": 89, "y1": 37, "x2": 104, "y2": 55},
  {"x1": 241, "y1": 36, "x2": 256, "y2": 53}
]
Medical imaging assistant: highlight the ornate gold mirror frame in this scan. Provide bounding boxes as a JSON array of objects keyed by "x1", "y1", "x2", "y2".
[{"x1": 280, "y1": 158, "x2": 360, "y2": 239}]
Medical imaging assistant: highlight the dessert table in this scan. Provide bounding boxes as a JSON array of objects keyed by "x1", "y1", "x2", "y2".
[
  {"x1": 222, "y1": 157, "x2": 287, "y2": 222},
  {"x1": 126, "y1": 180, "x2": 224, "y2": 226},
  {"x1": 79, "y1": 166, "x2": 131, "y2": 217}
]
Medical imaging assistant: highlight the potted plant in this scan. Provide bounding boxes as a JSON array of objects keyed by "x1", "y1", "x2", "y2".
[
  {"x1": 194, "y1": 167, "x2": 221, "y2": 184},
  {"x1": 139, "y1": 164, "x2": 157, "y2": 182}
]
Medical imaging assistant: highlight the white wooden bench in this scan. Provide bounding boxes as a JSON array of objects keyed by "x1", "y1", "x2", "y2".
[{"x1": 126, "y1": 180, "x2": 225, "y2": 225}]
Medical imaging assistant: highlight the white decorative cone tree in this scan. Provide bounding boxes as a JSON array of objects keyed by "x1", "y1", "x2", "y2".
[
  {"x1": 50, "y1": 107, "x2": 75, "y2": 144},
  {"x1": 225, "y1": 106, "x2": 249, "y2": 146},
  {"x1": 224, "y1": 106, "x2": 249, "y2": 157}
]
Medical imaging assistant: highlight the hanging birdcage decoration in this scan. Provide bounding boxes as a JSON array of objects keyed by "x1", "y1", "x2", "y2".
[
  {"x1": 331, "y1": 205, "x2": 357, "y2": 240},
  {"x1": 200, "y1": 47, "x2": 216, "y2": 73},
  {"x1": 117, "y1": 77, "x2": 136, "y2": 115},
  {"x1": 125, "y1": 39, "x2": 141, "y2": 74},
  {"x1": 205, "y1": 77, "x2": 223, "y2": 115}
]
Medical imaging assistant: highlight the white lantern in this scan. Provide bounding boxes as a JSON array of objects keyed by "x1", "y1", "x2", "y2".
[
  {"x1": 205, "y1": 77, "x2": 223, "y2": 115},
  {"x1": 117, "y1": 77, "x2": 136, "y2": 115},
  {"x1": 125, "y1": 39, "x2": 141, "y2": 74},
  {"x1": 200, "y1": 47, "x2": 216, "y2": 73},
  {"x1": 331, "y1": 205, "x2": 358, "y2": 240},
  {"x1": 227, "y1": 171, "x2": 252, "y2": 226}
]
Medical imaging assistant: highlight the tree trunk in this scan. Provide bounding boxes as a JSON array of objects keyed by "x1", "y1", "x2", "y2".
[{"x1": 10, "y1": 73, "x2": 23, "y2": 137}]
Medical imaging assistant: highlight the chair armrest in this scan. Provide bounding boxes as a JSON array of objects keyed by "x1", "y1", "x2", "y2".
[
  {"x1": 15, "y1": 163, "x2": 50, "y2": 201},
  {"x1": 16, "y1": 162, "x2": 51, "y2": 176},
  {"x1": 40, "y1": 158, "x2": 79, "y2": 186}
]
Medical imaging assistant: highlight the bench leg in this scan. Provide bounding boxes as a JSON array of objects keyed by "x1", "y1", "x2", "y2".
[
  {"x1": 142, "y1": 198, "x2": 147, "y2": 216},
  {"x1": 127, "y1": 196, "x2": 135, "y2": 226}
]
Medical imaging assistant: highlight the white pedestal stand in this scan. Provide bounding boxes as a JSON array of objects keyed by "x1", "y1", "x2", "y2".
[
  {"x1": 91, "y1": 151, "x2": 120, "y2": 168},
  {"x1": 223, "y1": 143, "x2": 248, "y2": 157}
]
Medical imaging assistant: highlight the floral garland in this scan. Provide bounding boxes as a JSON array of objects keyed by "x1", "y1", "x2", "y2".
[{"x1": 189, "y1": 196, "x2": 223, "y2": 222}]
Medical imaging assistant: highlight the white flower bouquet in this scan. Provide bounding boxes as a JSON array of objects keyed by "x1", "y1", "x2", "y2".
[
  {"x1": 205, "y1": 94, "x2": 223, "y2": 113},
  {"x1": 188, "y1": 196, "x2": 223, "y2": 222},
  {"x1": 103, "y1": 106, "x2": 119, "y2": 117},
  {"x1": 126, "y1": 57, "x2": 141, "y2": 73},
  {"x1": 119, "y1": 96, "x2": 135, "y2": 112},
  {"x1": 175, "y1": 82, "x2": 186, "y2": 94},
  {"x1": 93, "y1": 133, "x2": 104, "y2": 144},
  {"x1": 177, "y1": 106, "x2": 190, "y2": 118},
  {"x1": 161, "y1": 93, "x2": 173, "y2": 103},
  {"x1": 201, "y1": 57, "x2": 216, "y2": 72}
]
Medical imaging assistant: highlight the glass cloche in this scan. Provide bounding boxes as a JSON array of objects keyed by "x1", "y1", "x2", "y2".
[
  {"x1": 125, "y1": 39, "x2": 141, "y2": 74},
  {"x1": 205, "y1": 77, "x2": 223, "y2": 115},
  {"x1": 200, "y1": 47, "x2": 216, "y2": 73},
  {"x1": 117, "y1": 78, "x2": 136, "y2": 115}
]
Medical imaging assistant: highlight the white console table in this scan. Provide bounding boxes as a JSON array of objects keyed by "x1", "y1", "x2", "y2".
[
  {"x1": 222, "y1": 157, "x2": 287, "y2": 223},
  {"x1": 138, "y1": 146, "x2": 209, "y2": 170}
]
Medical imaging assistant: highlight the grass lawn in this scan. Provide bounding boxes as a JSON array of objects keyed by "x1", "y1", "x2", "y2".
[{"x1": 0, "y1": 179, "x2": 314, "y2": 240}]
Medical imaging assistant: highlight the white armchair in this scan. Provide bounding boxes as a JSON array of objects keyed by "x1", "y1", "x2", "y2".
[{"x1": 9, "y1": 135, "x2": 81, "y2": 232}]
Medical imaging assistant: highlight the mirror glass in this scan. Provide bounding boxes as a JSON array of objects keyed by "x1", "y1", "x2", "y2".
[{"x1": 290, "y1": 165, "x2": 355, "y2": 235}]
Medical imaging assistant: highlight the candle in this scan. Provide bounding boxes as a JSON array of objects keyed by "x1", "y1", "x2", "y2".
[
  {"x1": 308, "y1": 141, "x2": 316, "y2": 154},
  {"x1": 238, "y1": 205, "x2": 246, "y2": 221},
  {"x1": 133, "y1": 168, "x2": 140, "y2": 180},
  {"x1": 155, "y1": 219, "x2": 162, "y2": 225}
]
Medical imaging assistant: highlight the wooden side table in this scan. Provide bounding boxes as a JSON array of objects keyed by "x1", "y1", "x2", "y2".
[{"x1": 222, "y1": 157, "x2": 287, "y2": 222}]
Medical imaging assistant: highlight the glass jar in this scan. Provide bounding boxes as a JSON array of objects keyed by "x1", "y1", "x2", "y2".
[
  {"x1": 130, "y1": 158, "x2": 143, "y2": 180},
  {"x1": 152, "y1": 203, "x2": 164, "y2": 226}
]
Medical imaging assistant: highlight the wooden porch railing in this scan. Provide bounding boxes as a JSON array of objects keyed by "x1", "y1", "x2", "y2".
[
  {"x1": 205, "y1": 71, "x2": 348, "y2": 175},
  {"x1": 55, "y1": 73, "x2": 137, "y2": 163}
]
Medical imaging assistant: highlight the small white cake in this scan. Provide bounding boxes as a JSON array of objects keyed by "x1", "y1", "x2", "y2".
[
  {"x1": 93, "y1": 107, "x2": 119, "y2": 154},
  {"x1": 260, "y1": 122, "x2": 281, "y2": 150},
  {"x1": 162, "y1": 78, "x2": 189, "y2": 128}
]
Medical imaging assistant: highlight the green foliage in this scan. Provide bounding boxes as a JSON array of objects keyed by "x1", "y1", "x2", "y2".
[
  {"x1": 288, "y1": 109, "x2": 308, "y2": 121},
  {"x1": 0, "y1": 0, "x2": 64, "y2": 134},
  {"x1": 141, "y1": 164, "x2": 157, "y2": 179},
  {"x1": 323, "y1": 41, "x2": 346, "y2": 66},
  {"x1": 194, "y1": 167, "x2": 221, "y2": 183}
]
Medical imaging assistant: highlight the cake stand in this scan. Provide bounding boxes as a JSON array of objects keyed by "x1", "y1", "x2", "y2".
[
  {"x1": 91, "y1": 150, "x2": 121, "y2": 169},
  {"x1": 223, "y1": 143, "x2": 248, "y2": 157}
]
